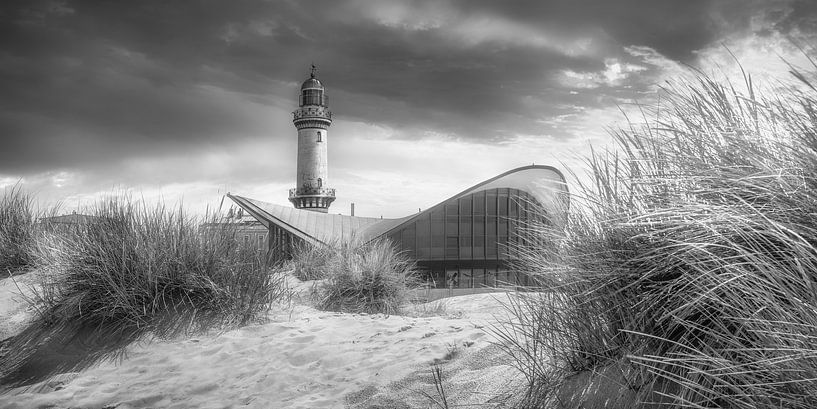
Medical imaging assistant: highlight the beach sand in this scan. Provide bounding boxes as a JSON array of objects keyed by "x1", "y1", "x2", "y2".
[
  {"x1": 0, "y1": 272, "x2": 40, "y2": 342},
  {"x1": 0, "y1": 274, "x2": 524, "y2": 408}
]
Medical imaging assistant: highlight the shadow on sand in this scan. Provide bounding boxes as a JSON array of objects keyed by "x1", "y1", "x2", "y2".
[{"x1": 0, "y1": 317, "x2": 144, "y2": 391}]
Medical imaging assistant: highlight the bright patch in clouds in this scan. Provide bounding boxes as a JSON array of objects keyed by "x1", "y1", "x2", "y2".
[{"x1": 560, "y1": 59, "x2": 648, "y2": 89}]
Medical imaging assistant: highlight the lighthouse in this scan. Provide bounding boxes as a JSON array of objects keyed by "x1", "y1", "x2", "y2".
[{"x1": 289, "y1": 65, "x2": 336, "y2": 212}]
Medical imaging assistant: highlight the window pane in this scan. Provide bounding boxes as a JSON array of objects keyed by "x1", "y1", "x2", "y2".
[
  {"x1": 417, "y1": 221, "x2": 430, "y2": 247},
  {"x1": 518, "y1": 273, "x2": 530, "y2": 286},
  {"x1": 431, "y1": 247, "x2": 444, "y2": 259},
  {"x1": 432, "y1": 234, "x2": 445, "y2": 248},
  {"x1": 459, "y1": 196, "x2": 471, "y2": 215},
  {"x1": 446, "y1": 236, "x2": 458, "y2": 248},
  {"x1": 459, "y1": 217, "x2": 472, "y2": 236},
  {"x1": 486, "y1": 236, "x2": 498, "y2": 258},
  {"x1": 473, "y1": 191, "x2": 485, "y2": 215},
  {"x1": 459, "y1": 269, "x2": 473, "y2": 288},
  {"x1": 483, "y1": 269, "x2": 495, "y2": 287},
  {"x1": 432, "y1": 224, "x2": 445, "y2": 259},
  {"x1": 417, "y1": 218, "x2": 430, "y2": 237},
  {"x1": 498, "y1": 236, "x2": 509, "y2": 259},
  {"x1": 432, "y1": 217, "x2": 444, "y2": 236},
  {"x1": 446, "y1": 236, "x2": 459, "y2": 258},
  {"x1": 509, "y1": 195, "x2": 518, "y2": 217},
  {"x1": 473, "y1": 235, "x2": 485, "y2": 258},
  {"x1": 473, "y1": 268, "x2": 485, "y2": 287},
  {"x1": 494, "y1": 269, "x2": 504, "y2": 286},
  {"x1": 519, "y1": 198, "x2": 527, "y2": 219},
  {"x1": 459, "y1": 236, "x2": 472, "y2": 258},
  {"x1": 446, "y1": 216, "x2": 458, "y2": 236},
  {"x1": 430, "y1": 270, "x2": 445, "y2": 288},
  {"x1": 446, "y1": 201, "x2": 458, "y2": 216},
  {"x1": 487, "y1": 216, "x2": 497, "y2": 236},
  {"x1": 505, "y1": 271, "x2": 517, "y2": 285},
  {"x1": 497, "y1": 194, "x2": 508, "y2": 215},
  {"x1": 473, "y1": 216, "x2": 485, "y2": 235},
  {"x1": 446, "y1": 269, "x2": 460, "y2": 288},
  {"x1": 508, "y1": 219, "x2": 518, "y2": 237},
  {"x1": 432, "y1": 208, "x2": 444, "y2": 221},
  {"x1": 486, "y1": 191, "x2": 497, "y2": 215},
  {"x1": 401, "y1": 225, "x2": 416, "y2": 255}
]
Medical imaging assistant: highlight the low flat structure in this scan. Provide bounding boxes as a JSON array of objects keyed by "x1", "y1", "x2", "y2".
[
  {"x1": 229, "y1": 165, "x2": 569, "y2": 289},
  {"x1": 38, "y1": 212, "x2": 103, "y2": 233},
  {"x1": 200, "y1": 209, "x2": 269, "y2": 252}
]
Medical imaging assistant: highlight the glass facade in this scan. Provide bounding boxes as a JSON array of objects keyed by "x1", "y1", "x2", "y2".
[
  {"x1": 231, "y1": 174, "x2": 563, "y2": 286},
  {"x1": 384, "y1": 188, "x2": 544, "y2": 289},
  {"x1": 268, "y1": 223, "x2": 301, "y2": 261}
]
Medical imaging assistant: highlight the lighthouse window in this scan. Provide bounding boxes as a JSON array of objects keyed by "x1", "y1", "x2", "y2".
[{"x1": 317, "y1": 131, "x2": 322, "y2": 142}]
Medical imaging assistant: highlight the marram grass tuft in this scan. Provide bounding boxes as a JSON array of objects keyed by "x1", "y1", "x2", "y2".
[
  {"x1": 496, "y1": 66, "x2": 817, "y2": 408},
  {"x1": 0, "y1": 196, "x2": 290, "y2": 389}
]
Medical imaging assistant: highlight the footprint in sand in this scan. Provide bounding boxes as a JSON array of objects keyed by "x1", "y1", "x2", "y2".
[
  {"x1": 120, "y1": 394, "x2": 166, "y2": 407},
  {"x1": 468, "y1": 332, "x2": 485, "y2": 341},
  {"x1": 199, "y1": 345, "x2": 223, "y2": 357},
  {"x1": 267, "y1": 325, "x2": 298, "y2": 336},
  {"x1": 187, "y1": 382, "x2": 219, "y2": 395},
  {"x1": 289, "y1": 335, "x2": 316, "y2": 343},
  {"x1": 288, "y1": 351, "x2": 323, "y2": 367}
]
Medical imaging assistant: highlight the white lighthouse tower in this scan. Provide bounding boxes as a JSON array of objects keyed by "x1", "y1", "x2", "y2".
[{"x1": 289, "y1": 65, "x2": 336, "y2": 213}]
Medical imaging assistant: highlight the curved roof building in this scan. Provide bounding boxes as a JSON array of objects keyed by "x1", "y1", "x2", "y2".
[{"x1": 229, "y1": 164, "x2": 568, "y2": 289}]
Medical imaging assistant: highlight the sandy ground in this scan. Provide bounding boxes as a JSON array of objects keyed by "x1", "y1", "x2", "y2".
[
  {"x1": 0, "y1": 272, "x2": 40, "y2": 342},
  {"x1": 0, "y1": 274, "x2": 525, "y2": 408}
]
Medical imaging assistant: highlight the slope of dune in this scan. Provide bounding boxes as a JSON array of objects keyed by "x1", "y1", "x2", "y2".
[
  {"x1": 0, "y1": 274, "x2": 523, "y2": 408},
  {"x1": 0, "y1": 272, "x2": 39, "y2": 342}
]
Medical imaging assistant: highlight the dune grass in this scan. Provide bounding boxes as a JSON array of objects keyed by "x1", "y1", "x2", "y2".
[
  {"x1": 306, "y1": 238, "x2": 421, "y2": 315},
  {"x1": 290, "y1": 238, "x2": 343, "y2": 281},
  {"x1": 0, "y1": 196, "x2": 289, "y2": 389},
  {"x1": 496, "y1": 66, "x2": 817, "y2": 408},
  {"x1": 0, "y1": 185, "x2": 39, "y2": 275}
]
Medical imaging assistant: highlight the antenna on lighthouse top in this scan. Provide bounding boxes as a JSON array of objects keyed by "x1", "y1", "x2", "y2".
[{"x1": 310, "y1": 63, "x2": 317, "y2": 78}]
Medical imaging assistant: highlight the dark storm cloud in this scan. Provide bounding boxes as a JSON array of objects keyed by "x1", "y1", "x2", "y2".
[
  {"x1": 773, "y1": 0, "x2": 817, "y2": 36},
  {"x1": 456, "y1": 0, "x2": 724, "y2": 61},
  {"x1": 0, "y1": 0, "x2": 808, "y2": 176}
]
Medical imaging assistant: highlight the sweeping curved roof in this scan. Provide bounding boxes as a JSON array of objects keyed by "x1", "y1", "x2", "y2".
[{"x1": 228, "y1": 165, "x2": 568, "y2": 245}]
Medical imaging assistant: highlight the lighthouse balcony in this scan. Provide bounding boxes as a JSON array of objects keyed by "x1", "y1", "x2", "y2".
[
  {"x1": 289, "y1": 187, "x2": 336, "y2": 198},
  {"x1": 293, "y1": 107, "x2": 332, "y2": 121}
]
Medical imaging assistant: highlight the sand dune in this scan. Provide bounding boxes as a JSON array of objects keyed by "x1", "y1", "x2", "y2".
[
  {"x1": 0, "y1": 273, "x2": 40, "y2": 342},
  {"x1": 0, "y1": 276, "x2": 523, "y2": 408}
]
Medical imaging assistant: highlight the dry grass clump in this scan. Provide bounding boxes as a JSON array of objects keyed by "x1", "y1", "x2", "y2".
[
  {"x1": 498, "y1": 66, "x2": 817, "y2": 408},
  {"x1": 290, "y1": 238, "x2": 343, "y2": 281},
  {"x1": 0, "y1": 197, "x2": 289, "y2": 389},
  {"x1": 0, "y1": 185, "x2": 39, "y2": 274},
  {"x1": 310, "y1": 238, "x2": 421, "y2": 315}
]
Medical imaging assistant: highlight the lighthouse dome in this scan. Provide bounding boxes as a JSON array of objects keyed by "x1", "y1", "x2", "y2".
[
  {"x1": 301, "y1": 77, "x2": 323, "y2": 90},
  {"x1": 299, "y1": 65, "x2": 327, "y2": 106}
]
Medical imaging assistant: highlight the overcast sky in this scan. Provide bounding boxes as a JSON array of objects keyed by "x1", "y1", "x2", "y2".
[{"x1": 2, "y1": 0, "x2": 816, "y2": 217}]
